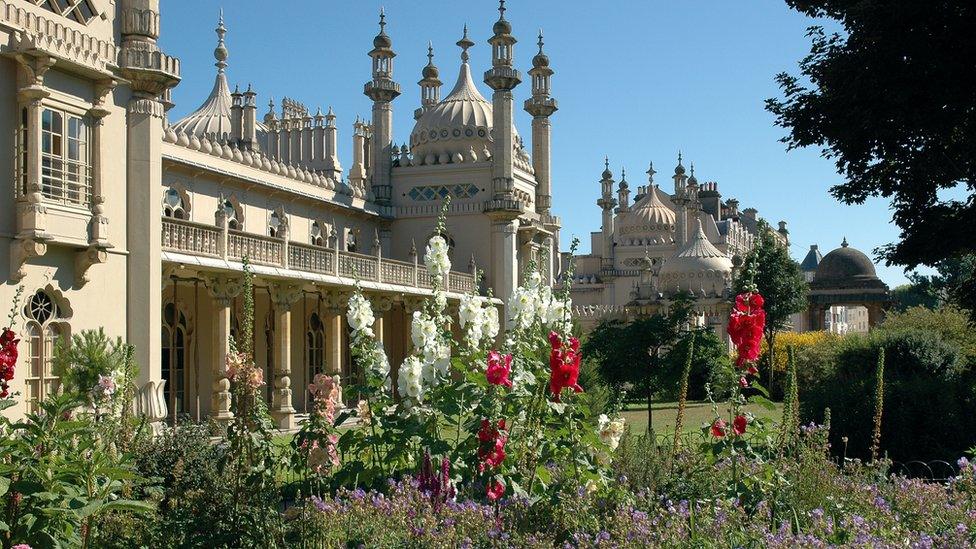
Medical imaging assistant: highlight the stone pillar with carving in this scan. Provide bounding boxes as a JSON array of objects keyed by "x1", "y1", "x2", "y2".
[
  {"x1": 207, "y1": 276, "x2": 241, "y2": 422},
  {"x1": 269, "y1": 283, "x2": 302, "y2": 429},
  {"x1": 119, "y1": 0, "x2": 180, "y2": 396},
  {"x1": 324, "y1": 290, "x2": 349, "y2": 377}
]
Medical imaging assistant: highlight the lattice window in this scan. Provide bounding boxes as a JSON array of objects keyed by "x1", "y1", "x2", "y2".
[
  {"x1": 306, "y1": 312, "x2": 326, "y2": 381},
  {"x1": 161, "y1": 303, "x2": 188, "y2": 416},
  {"x1": 268, "y1": 211, "x2": 283, "y2": 238},
  {"x1": 22, "y1": 290, "x2": 65, "y2": 413},
  {"x1": 41, "y1": 107, "x2": 91, "y2": 206},
  {"x1": 163, "y1": 187, "x2": 188, "y2": 219},
  {"x1": 221, "y1": 199, "x2": 242, "y2": 230},
  {"x1": 310, "y1": 221, "x2": 326, "y2": 247},
  {"x1": 406, "y1": 184, "x2": 480, "y2": 202},
  {"x1": 30, "y1": 0, "x2": 98, "y2": 24}
]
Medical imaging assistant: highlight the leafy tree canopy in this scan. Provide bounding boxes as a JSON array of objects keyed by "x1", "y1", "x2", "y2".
[
  {"x1": 767, "y1": 1, "x2": 976, "y2": 274},
  {"x1": 733, "y1": 221, "x2": 808, "y2": 335}
]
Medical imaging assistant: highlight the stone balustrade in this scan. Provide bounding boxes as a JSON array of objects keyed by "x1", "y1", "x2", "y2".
[{"x1": 161, "y1": 216, "x2": 477, "y2": 294}]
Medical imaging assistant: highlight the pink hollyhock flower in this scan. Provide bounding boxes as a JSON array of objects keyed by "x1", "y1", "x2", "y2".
[
  {"x1": 486, "y1": 479, "x2": 505, "y2": 501},
  {"x1": 12, "y1": 544, "x2": 32, "y2": 549},
  {"x1": 710, "y1": 418, "x2": 727, "y2": 438},
  {"x1": 732, "y1": 415, "x2": 748, "y2": 436},
  {"x1": 728, "y1": 293, "x2": 766, "y2": 369},
  {"x1": 486, "y1": 350, "x2": 513, "y2": 388},
  {"x1": 738, "y1": 377, "x2": 749, "y2": 388}
]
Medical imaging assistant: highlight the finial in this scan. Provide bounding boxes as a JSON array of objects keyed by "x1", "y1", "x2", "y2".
[
  {"x1": 233, "y1": 83, "x2": 239, "y2": 94},
  {"x1": 498, "y1": 0, "x2": 506, "y2": 19},
  {"x1": 427, "y1": 40, "x2": 434, "y2": 64},
  {"x1": 326, "y1": 105, "x2": 335, "y2": 117},
  {"x1": 621, "y1": 167, "x2": 626, "y2": 180},
  {"x1": 379, "y1": 7, "x2": 386, "y2": 32},
  {"x1": 678, "y1": 151, "x2": 683, "y2": 165},
  {"x1": 604, "y1": 156, "x2": 609, "y2": 170},
  {"x1": 214, "y1": 10, "x2": 228, "y2": 72},
  {"x1": 841, "y1": 237, "x2": 849, "y2": 247},
  {"x1": 245, "y1": 82, "x2": 253, "y2": 93},
  {"x1": 690, "y1": 162, "x2": 695, "y2": 177},
  {"x1": 538, "y1": 29, "x2": 545, "y2": 53},
  {"x1": 646, "y1": 161, "x2": 656, "y2": 183},
  {"x1": 457, "y1": 24, "x2": 474, "y2": 62}
]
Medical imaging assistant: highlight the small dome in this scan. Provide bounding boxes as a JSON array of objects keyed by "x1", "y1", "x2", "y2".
[
  {"x1": 658, "y1": 219, "x2": 732, "y2": 293},
  {"x1": 619, "y1": 186, "x2": 676, "y2": 237},
  {"x1": 493, "y1": 18, "x2": 512, "y2": 36},
  {"x1": 532, "y1": 51, "x2": 549, "y2": 68},
  {"x1": 814, "y1": 239, "x2": 879, "y2": 282},
  {"x1": 422, "y1": 62, "x2": 439, "y2": 79},
  {"x1": 374, "y1": 32, "x2": 392, "y2": 49}
]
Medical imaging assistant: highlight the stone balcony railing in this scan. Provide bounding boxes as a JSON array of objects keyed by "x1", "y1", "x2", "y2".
[{"x1": 161, "y1": 217, "x2": 477, "y2": 294}]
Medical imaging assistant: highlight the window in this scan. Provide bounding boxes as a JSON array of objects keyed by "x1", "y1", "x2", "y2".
[
  {"x1": 346, "y1": 229, "x2": 358, "y2": 253},
  {"x1": 41, "y1": 107, "x2": 91, "y2": 205},
  {"x1": 306, "y1": 312, "x2": 326, "y2": 381},
  {"x1": 311, "y1": 221, "x2": 326, "y2": 246},
  {"x1": 163, "y1": 188, "x2": 188, "y2": 219},
  {"x1": 23, "y1": 290, "x2": 65, "y2": 413},
  {"x1": 269, "y1": 211, "x2": 283, "y2": 238},
  {"x1": 222, "y1": 199, "x2": 241, "y2": 230},
  {"x1": 31, "y1": 0, "x2": 98, "y2": 24},
  {"x1": 161, "y1": 303, "x2": 188, "y2": 416}
]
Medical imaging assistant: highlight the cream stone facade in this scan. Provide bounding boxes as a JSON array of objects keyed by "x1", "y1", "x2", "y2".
[
  {"x1": 0, "y1": 1, "x2": 560, "y2": 425},
  {"x1": 570, "y1": 157, "x2": 788, "y2": 339}
]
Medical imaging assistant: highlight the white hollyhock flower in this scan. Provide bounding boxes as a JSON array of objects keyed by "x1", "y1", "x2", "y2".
[
  {"x1": 398, "y1": 355, "x2": 425, "y2": 401},
  {"x1": 424, "y1": 235, "x2": 452, "y2": 281},
  {"x1": 371, "y1": 342, "x2": 390, "y2": 377},
  {"x1": 483, "y1": 306, "x2": 500, "y2": 341},
  {"x1": 346, "y1": 292, "x2": 375, "y2": 335},
  {"x1": 458, "y1": 294, "x2": 483, "y2": 327},
  {"x1": 597, "y1": 414, "x2": 626, "y2": 451},
  {"x1": 526, "y1": 271, "x2": 542, "y2": 289}
]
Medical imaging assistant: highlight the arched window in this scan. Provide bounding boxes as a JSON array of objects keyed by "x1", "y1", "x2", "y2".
[
  {"x1": 163, "y1": 187, "x2": 188, "y2": 219},
  {"x1": 222, "y1": 199, "x2": 241, "y2": 231},
  {"x1": 269, "y1": 211, "x2": 283, "y2": 238},
  {"x1": 310, "y1": 221, "x2": 326, "y2": 247},
  {"x1": 161, "y1": 302, "x2": 188, "y2": 416},
  {"x1": 23, "y1": 290, "x2": 65, "y2": 413},
  {"x1": 306, "y1": 312, "x2": 326, "y2": 380},
  {"x1": 346, "y1": 229, "x2": 358, "y2": 253}
]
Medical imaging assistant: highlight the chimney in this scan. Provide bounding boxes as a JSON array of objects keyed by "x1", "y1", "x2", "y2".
[
  {"x1": 230, "y1": 85, "x2": 243, "y2": 143},
  {"x1": 242, "y1": 84, "x2": 257, "y2": 150},
  {"x1": 311, "y1": 108, "x2": 326, "y2": 171}
]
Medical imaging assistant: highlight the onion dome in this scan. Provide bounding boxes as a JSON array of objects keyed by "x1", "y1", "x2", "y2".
[
  {"x1": 687, "y1": 163, "x2": 698, "y2": 185},
  {"x1": 532, "y1": 31, "x2": 550, "y2": 68},
  {"x1": 813, "y1": 239, "x2": 884, "y2": 288},
  {"x1": 493, "y1": 0, "x2": 513, "y2": 36},
  {"x1": 171, "y1": 14, "x2": 234, "y2": 139},
  {"x1": 658, "y1": 219, "x2": 733, "y2": 293},
  {"x1": 601, "y1": 157, "x2": 613, "y2": 180},
  {"x1": 618, "y1": 168, "x2": 629, "y2": 189},
  {"x1": 674, "y1": 152, "x2": 686, "y2": 176},
  {"x1": 373, "y1": 8, "x2": 392, "y2": 49},
  {"x1": 421, "y1": 43, "x2": 439, "y2": 79},
  {"x1": 618, "y1": 185, "x2": 677, "y2": 237}
]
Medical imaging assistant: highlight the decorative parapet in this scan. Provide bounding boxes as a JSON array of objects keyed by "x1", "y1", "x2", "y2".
[
  {"x1": 118, "y1": 46, "x2": 180, "y2": 81},
  {"x1": 1, "y1": 0, "x2": 118, "y2": 74},
  {"x1": 161, "y1": 217, "x2": 478, "y2": 295}
]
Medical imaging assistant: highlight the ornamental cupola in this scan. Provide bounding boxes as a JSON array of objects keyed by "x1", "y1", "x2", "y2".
[
  {"x1": 416, "y1": 42, "x2": 443, "y2": 119},
  {"x1": 484, "y1": 0, "x2": 521, "y2": 91}
]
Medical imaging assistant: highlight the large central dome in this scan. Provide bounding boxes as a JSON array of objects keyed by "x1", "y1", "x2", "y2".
[
  {"x1": 409, "y1": 61, "x2": 494, "y2": 164},
  {"x1": 619, "y1": 185, "x2": 676, "y2": 242}
]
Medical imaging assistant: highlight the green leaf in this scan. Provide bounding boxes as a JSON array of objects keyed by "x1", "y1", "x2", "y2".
[{"x1": 749, "y1": 395, "x2": 778, "y2": 410}]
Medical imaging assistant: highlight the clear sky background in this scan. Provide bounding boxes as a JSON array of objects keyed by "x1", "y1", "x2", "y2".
[{"x1": 160, "y1": 0, "x2": 920, "y2": 287}]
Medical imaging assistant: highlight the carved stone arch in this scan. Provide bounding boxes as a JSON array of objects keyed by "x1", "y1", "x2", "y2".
[
  {"x1": 162, "y1": 181, "x2": 192, "y2": 219},
  {"x1": 21, "y1": 283, "x2": 74, "y2": 324},
  {"x1": 268, "y1": 205, "x2": 289, "y2": 238},
  {"x1": 218, "y1": 193, "x2": 244, "y2": 230},
  {"x1": 310, "y1": 219, "x2": 330, "y2": 246}
]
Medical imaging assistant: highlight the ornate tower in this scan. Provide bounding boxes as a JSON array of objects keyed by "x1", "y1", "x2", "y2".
[
  {"x1": 616, "y1": 168, "x2": 630, "y2": 212},
  {"x1": 523, "y1": 30, "x2": 557, "y2": 215},
  {"x1": 597, "y1": 158, "x2": 617, "y2": 269},
  {"x1": 483, "y1": 1, "x2": 523, "y2": 306},
  {"x1": 119, "y1": 0, "x2": 180, "y2": 404},
  {"x1": 484, "y1": 0, "x2": 522, "y2": 207},
  {"x1": 671, "y1": 153, "x2": 690, "y2": 246},
  {"x1": 364, "y1": 9, "x2": 400, "y2": 206},
  {"x1": 416, "y1": 42, "x2": 442, "y2": 120}
]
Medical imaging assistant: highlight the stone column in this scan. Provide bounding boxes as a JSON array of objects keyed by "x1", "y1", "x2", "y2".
[
  {"x1": 324, "y1": 290, "x2": 348, "y2": 376},
  {"x1": 866, "y1": 303, "x2": 884, "y2": 329},
  {"x1": 269, "y1": 283, "x2": 302, "y2": 429},
  {"x1": 207, "y1": 276, "x2": 241, "y2": 423},
  {"x1": 490, "y1": 217, "x2": 520, "y2": 314}
]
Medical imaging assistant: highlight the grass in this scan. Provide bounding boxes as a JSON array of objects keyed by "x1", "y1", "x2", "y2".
[{"x1": 620, "y1": 400, "x2": 783, "y2": 436}]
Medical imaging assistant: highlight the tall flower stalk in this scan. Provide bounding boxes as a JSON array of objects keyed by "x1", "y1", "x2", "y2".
[
  {"x1": 870, "y1": 346, "x2": 885, "y2": 463},
  {"x1": 671, "y1": 332, "x2": 696, "y2": 460}
]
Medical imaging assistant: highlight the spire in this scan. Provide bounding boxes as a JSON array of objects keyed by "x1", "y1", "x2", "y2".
[
  {"x1": 619, "y1": 168, "x2": 628, "y2": 188},
  {"x1": 214, "y1": 10, "x2": 228, "y2": 73},
  {"x1": 688, "y1": 162, "x2": 697, "y2": 185},
  {"x1": 457, "y1": 24, "x2": 474, "y2": 62},
  {"x1": 602, "y1": 156, "x2": 612, "y2": 180},
  {"x1": 498, "y1": 0, "x2": 506, "y2": 19},
  {"x1": 675, "y1": 151, "x2": 685, "y2": 175},
  {"x1": 842, "y1": 237, "x2": 849, "y2": 247},
  {"x1": 646, "y1": 161, "x2": 656, "y2": 185},
  {"x1": 538, "y1": 29, "x2": 544, "y2": 53},
  {"x1": 427, "y1": 41, "x2": 434, "y2": 65}
]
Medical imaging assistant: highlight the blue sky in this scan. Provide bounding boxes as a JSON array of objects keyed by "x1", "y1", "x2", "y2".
[{"x1": 161, "y1": 0, "x2": 919, "y2": 287}]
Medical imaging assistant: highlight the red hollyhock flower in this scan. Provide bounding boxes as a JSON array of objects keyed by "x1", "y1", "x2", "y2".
[
  {"x1": 728, "y1": 293, "x2": 766, "y2": 369},
  {"x1": 477, "y1": 419, "x2": 508, "y2": 472},
  {"x1": 0, "y1": 328, "x2": 18, "y2": 398},
  {"x1": 548, "y1": 332, "x2": 584, "y2": 401},
  {"x1": 710, "y1": 418, "x2": 727, "y2": 438},
  {"x1": 732, "y1": 415, "x2": 748, "y2": 436},
  {"x1": 486, "y1": 479, "x2": 505, "y2": 501},
  {"x1": 486, "y1": 350, "x2": 513, "y2": 388}
]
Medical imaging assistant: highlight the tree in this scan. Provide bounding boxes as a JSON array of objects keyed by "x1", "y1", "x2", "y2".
[
  {"x1": 733, "y1": 221, "x2": 807, "y2": 391},
  {"x1": 582, "y1": 294, "x2": 694, "y2": 435},
  {"x1": 766, "y1": 1, "x2": 976, "y2": 309}
]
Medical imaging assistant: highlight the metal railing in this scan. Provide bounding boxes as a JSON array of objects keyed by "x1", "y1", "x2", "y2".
[{"x1": 161, "y1": 216, "x2": 477, "y2": 294}]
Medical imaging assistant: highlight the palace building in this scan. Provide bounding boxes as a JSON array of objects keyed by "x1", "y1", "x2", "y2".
[
  {"x1": 569, "y1": 157, "x2": 788, "y2": 336},
  {"x1": 0, "y1": 0, "x2": 560, "y2": 425}
]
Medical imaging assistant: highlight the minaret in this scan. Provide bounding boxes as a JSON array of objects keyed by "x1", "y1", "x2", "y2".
[
  {"x1": 484, "y1": 0, "x2": 522, "y2": 206},
  {"x1": 672, "y1": 152, "x2": 690, "y2": 246},
  {"x1": 523, "y1": 30, "x2": 557, "y2": 216},
  {"x1": 597, "y1": 158, "x2": 617, "y2": 267},
  {"x1": 616, "y1": 168, "x2": 630, "y2": 212},
  {"x1": 416, "y1": 42, "x2": 442, "y2": 120},
  {"x1": 364, "y1": 8, "x2": 400, "y2": 205}
]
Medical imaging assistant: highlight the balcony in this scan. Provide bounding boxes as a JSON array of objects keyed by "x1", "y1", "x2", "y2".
[{"x1": 161, "y1": 217, "x2": 477, "y2": 294}]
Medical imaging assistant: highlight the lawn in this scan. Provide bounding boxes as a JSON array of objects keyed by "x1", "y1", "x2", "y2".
[{"x1": 620, "y1": 400, "x2": 783, "y2": 436}]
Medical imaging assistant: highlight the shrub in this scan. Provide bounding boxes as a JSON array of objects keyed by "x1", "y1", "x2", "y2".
[{"x1": 801, "y1": 328, "x2": 976, "y2": 461}]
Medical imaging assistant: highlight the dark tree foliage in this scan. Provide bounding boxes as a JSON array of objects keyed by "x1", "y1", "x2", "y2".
[
  {"x1": 766, "y1": 1, "x2": 976, "y2": 277},
  {"x1": 905, "y1": 255, "x2": 976, "y2": 315}
]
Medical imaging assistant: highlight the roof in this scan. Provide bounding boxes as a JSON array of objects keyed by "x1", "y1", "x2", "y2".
[
  {"x1": 409, "y1": 60, "x2": 495, "y2": 161},
  {"x1": 800, "y1": 245, "x2": 823, "y2": 272}
]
